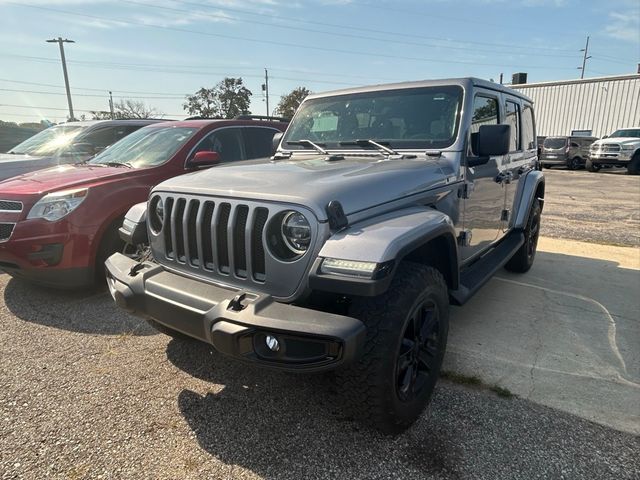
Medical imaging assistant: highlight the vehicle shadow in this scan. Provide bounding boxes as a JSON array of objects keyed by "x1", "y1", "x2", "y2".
[
  {"x1": 167, "y1": 339, "x2": 463, "y2": 479},
  {"x1": 1, "y1": 275, "x2": 155, "y2": 335},
  {"x1": 167, "y1": 337, "x2": 637, "y2": 479}
]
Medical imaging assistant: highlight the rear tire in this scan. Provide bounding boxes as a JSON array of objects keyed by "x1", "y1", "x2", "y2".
[
  {"x1": 505, "y1": 198, "x2": 541, "y2": 273},
  {"x1": 335, "y1": 263, "x2": 449, "y2": 435},
  {"x1": 627, "y1": 153, "x2": 640, "y2": 175},
  {"x1": 569, "y1": 157, "x2": 581, "y2": 170},
  {"x1": 586, "y1": 159, "x2": 600, "y2": 172}
]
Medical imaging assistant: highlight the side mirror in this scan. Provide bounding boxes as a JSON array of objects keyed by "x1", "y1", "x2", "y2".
[
  {"x1": 468, "y1": 124, "x2": 510, "y2": 167},
  {"x1": 272, "y1": 132, "x2": 284, "y2": 155},
  {"x1": 602, "y1": 135, "x2": 608, "y2": 139},
  {"x1": 189, "y1": 150, "x2": 221, "y2": 168}
]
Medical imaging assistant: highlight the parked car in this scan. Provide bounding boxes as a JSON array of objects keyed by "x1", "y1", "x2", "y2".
[
  {"x1": 106, "y1": 78, "x2": 544, "y2": 434},
  {"x1": 0, "y1": 119, "x2": 163, "y2": 182},
  {"x1": 0, "y1": 118, "x2": 287, "y2": 288},
  {"x1": 587, "y1": 128, "x2": 640, "y2": 174},
  {"x1": 539, "y1": 135, "x2": 597, "y2": 170}
]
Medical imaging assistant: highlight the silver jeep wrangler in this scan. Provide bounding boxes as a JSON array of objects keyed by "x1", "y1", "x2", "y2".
[{"x1": 106, "y1": 78, "x2": 544, "y2": 434}]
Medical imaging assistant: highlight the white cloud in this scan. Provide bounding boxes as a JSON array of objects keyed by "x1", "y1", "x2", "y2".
[{"x1": 605, "y1": 10, "x2": 640, "y2": 43}]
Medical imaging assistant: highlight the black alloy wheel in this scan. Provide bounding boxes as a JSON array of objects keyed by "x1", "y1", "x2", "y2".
[{"x1": 396, "y1": 300, "x2": 440, "y2": 402}]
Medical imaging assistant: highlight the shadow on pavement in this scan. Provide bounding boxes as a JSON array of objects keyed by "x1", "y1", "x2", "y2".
[
  {"x1": 167, "y1": 339, "x2": 462, "y2": 479},
  {"x1": 166, "y1": 338, "x2": 639, "y2": 480},
  {"x1": 2, "y1": 276, "x2": 156, "y2": 336}
]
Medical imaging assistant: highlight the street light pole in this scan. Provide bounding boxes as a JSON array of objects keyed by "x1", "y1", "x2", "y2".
[
  {"x1": 109, "y1": 91, "x2": 115, "y2": 119},
  {"x1": 46, "y1": 37, "x2": 75, "y2": 121}
]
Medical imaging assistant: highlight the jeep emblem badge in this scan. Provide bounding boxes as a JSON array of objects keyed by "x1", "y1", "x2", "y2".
[{"x1": 265, "y1": 335, "x2": 280, "y2": 352}]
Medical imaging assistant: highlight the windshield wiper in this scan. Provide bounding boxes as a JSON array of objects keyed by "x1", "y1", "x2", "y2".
[
  {"x1": 339, "y1": 139, "x2": 399, "y2": 155},
  {"x1": 105, "y1": 161, "x2": 133, "y2": 168},
  {"x1": 286, "y1": 139, "x2": 328, "y2": 155}
]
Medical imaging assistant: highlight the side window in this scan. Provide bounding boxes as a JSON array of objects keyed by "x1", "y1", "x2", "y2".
[
  {"x1": 470, "y1": 95, "x2": 499, "y2": 156},
  {"x1": 194, "y1": 128, "x2": 244, "y2": 163},
  {"x1": 80, "y1": 127, "x2": 117, "y2": 150},
  {"x1": 243, "y1": 127, "x2": 280, "y2": 159},
  {"x1": 505, "y1": 101, "x2": 521, "y2": 152},
  {"x1": 113, "y1": 125, "x2": 142, "y2": 143},
  {"x1": 522, "y1": 105, "x2": 535, "y2": 151}
]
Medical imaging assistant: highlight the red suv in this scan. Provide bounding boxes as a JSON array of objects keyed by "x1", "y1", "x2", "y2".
[{"x1": 0, "y1": 118, "x2": 287, "y2": 288}]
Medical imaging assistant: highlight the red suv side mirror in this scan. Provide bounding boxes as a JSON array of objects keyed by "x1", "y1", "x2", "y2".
[{"x1": 189, "y1": 151, "x2": 221, "y2": 168}]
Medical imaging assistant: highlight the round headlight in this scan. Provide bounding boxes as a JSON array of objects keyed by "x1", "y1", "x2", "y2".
[
  {"x1": 149, "y1": 196, "x2": 163, "y2": 233},
  {"x1": 281, "y1": 211, "x2": 311, "y2": 254}
]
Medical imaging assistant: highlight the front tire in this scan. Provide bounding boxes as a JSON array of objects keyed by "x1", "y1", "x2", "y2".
[
  {"x1": 586, "y1": 159, "x2": 600, "y2": 172},
  {"x1": 627, "y1": 153, "x2": 640, "y2": 175},
  {"x1": 336, "y1": 263, "x2": 449, "y2": 435},
  {"x1": 505, "y1": 198, "x2": 541, "y2": 273}
]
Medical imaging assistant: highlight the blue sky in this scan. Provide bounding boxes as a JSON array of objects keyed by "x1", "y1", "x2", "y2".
[{"x1": 0, "y1": 0, "x2": 638, "y2": 123}]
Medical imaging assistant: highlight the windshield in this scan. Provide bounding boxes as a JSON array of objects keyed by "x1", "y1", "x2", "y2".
[
  {"x1": 282, "y1": 86, "x2": 463, "y2": 151},
  {"x1": 8, "y1": 125, "x2": 85, "y2": 156},
  {"x1": 609, "y1": 129, "x2": 640, "y2": 138},
  {"x1": 543, "y1": 137, "x2": 568, "y2": 149},
  {"x1": 89, "y1": 126, "x2": 197, "y2": 168}
]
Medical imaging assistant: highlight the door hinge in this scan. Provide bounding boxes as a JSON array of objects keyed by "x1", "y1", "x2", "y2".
[{"x1": 501, "y1": 209, "x2": 510, "y2": 222}]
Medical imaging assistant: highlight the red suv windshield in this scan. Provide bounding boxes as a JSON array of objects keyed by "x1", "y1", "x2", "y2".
[{"x1": 89, "y1": 126, "x2": 197, "y2": 168}]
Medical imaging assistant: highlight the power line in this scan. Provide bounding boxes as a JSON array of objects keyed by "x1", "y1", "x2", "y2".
[
  {"x1": 126, "y1": 0, "x2": 582, "y2": 60},
  {"x1": 11, "y1": 3, "x2": 579, "y2": 70},
  {"x1": 167, "y1": 0, "x2": 581, "y2": 55},
  {"x1": 0, "y1": 87, "x2": 187, "y2": 99},
  {"x1": 0, "y1": 53, "x2": 363, "y2": 86},
  {"x1": 0, "y1": 103, "x2": 188, "y2": 117}
]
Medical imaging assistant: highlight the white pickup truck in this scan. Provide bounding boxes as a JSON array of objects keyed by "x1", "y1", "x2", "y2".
[{"x1": 587, "y1": 128, "x2": 640, "y2": 175}]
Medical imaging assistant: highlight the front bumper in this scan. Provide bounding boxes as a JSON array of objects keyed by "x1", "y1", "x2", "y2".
[
  {"x1": 539, "y1": 155, "x2": 568, "y2": 165},
  {"x1": 105, "y1": 253, "x2": 366, "y2": 372},
  {"x1": 589, "y1": 152, "x2": 632, "y2": 164}
]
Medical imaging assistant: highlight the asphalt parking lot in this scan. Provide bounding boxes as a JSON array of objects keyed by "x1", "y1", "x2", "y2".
[{"x1": 1, "y1": 169, "x2": 639, "y2": 479}]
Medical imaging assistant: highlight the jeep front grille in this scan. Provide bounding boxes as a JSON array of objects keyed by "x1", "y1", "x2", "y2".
[
  {"x1": 0, "y1": 200, "x2": 23, "y2": 212},
  {"x1": 151, "y1": 194, "x2": 318, "y2": 298},
  {"x1": 0, "y1": 223, "x2": 15, "y2": 242}
]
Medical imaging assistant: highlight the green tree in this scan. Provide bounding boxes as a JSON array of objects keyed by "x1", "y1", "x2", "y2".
[
  {"x1": 275, "y1": 87, "x2": 311, "y2": 119},
  {"x1": 183, "y1": 78, "x2": 252, "y2": 119}
]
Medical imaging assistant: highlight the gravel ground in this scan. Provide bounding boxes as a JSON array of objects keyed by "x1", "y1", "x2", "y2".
[
  {"x1": 1, "y1": 167, "x2": 639, "y2": 479},
  {"x1": 540, "y1": 168, "x2": 640, "y2": 246},
  {"x1": 1, "y1": 278, "x2": 639, "y2": 480}
]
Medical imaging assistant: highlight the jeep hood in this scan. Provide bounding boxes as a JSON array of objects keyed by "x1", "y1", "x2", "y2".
[
  {"x1": 0, "y1": 163, "x2": 136, "y2": 196},
  {"x1": 153, "y1": 154, "x2": 454, "y2": 220}
]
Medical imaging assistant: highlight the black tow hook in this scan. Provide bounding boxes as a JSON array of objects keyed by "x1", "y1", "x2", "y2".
[
  {"x1": 227, "y1": 293, "x2": 247, "y2": 312},
  {"x1": 129, "y1": 263, "x2": 146, "y2": 277}
]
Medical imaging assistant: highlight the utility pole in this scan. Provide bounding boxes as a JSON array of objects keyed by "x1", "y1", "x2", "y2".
[
  {"x1": 108, "y1": 91, "x2": 115, "y2": 119},
  {"x1": 262, "y1": 68, "x2": 270, "y2": 117},
  {"x1": 46, "y1": 37, "x2": 75, "y2": 121},
  {"x1": 579, "y1": 35, "x2": 591, "y2": 79}
]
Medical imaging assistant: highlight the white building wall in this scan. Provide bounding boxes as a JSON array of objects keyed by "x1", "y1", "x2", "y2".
[{"x1": 512, "y1": 74, "x2": 640, "y2": 138}]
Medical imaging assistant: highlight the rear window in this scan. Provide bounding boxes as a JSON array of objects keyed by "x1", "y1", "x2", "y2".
[{"x1": 543, "y1": 137, "x2": 567, "y2": 149}]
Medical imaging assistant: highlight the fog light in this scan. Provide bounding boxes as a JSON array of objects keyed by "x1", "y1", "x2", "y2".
[{"x1": 265, "y1": 335, "x2": 280, "y2": 352}]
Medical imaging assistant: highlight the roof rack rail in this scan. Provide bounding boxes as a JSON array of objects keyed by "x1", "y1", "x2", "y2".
[
  {"x1": 184, "y1": 116, "x2": 225, "y2": 120},
  {"x1": 233, "y1": 114, "x2": 290, "y2": 122}
]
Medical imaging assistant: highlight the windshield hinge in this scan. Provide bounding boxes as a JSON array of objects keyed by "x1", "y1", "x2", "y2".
[{"x1": 425, "y1": 150, "x2": 442, "y2": 157}]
